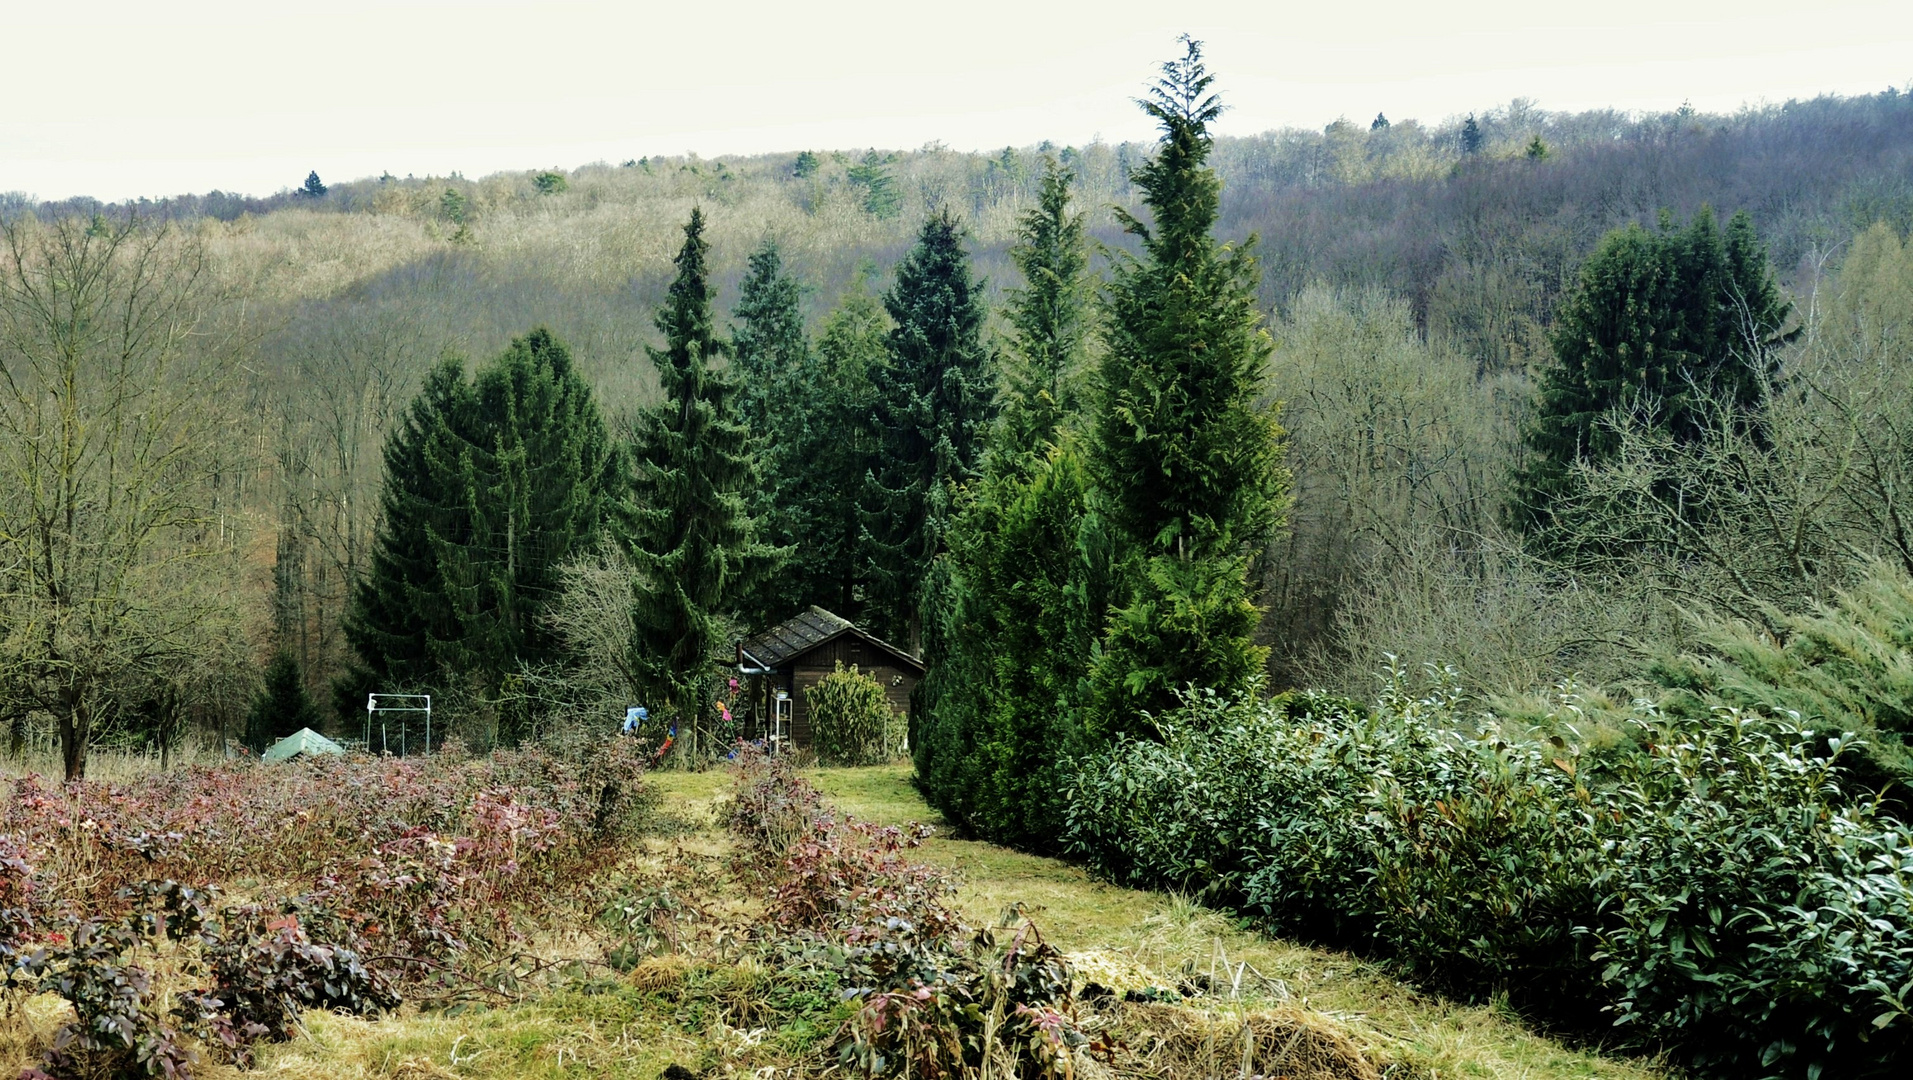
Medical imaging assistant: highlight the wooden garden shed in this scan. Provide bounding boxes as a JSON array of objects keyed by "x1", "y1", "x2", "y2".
[{"x1": 735, "y1": 606, "x2": 923, "y2": 750}]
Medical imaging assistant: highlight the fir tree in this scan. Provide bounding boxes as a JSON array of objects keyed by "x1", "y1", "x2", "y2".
[
  {"x1": 337, "y1": 358, "x2": 469, "y2": 716},
  {"x1": 1511, "y1": 207, "x2": 1796, "y2": 539},
  {"x1": 731, "y1": 239, "x2": 822, "y2": 622},
  {"x1": 627, "y1": 209, "x2": 780, "y2": 756},
  {"x1": 848, "y1": 151, "x2": 902, "y2": 219},
  {"x1": 731, "y1": 239, "x2": 809, "y2": 439},
  {"x1": 1371, "y1": 112, "x2": 1390, "y2": 131},
  {"x1": 992, "y1": 158, "x2": 1092, "y2": 475},
  {"x1": 861, "y1": 209, "x2": 995, "y2": 646},
  {"x1": 248, "y1": 649, "x2": 320, "y2": 751},
  {"x1": 792, "y1": 150, "x2": 819, "y2": 178},
  {"x1": 1088, "y1": 37, "x2": 1289, "y2": 737},
  {"x1": 769, "y1": 277, "x2": 888, "y2": 621},
  {"x1": 338, "y1": 333, "x2": 617, "y2": 735},
  {"x1": 1461, "y1": 115, "x2": 1484, "y2": 154},
  {"x1": 433, "y1": 329, "x2": 619, "y2": 721},
  {"x1": 1526, "y1": 136, "x2": 1550, "y2": 160},
  {"x1": 302, "y1": 170, "x2": 328, "y2": 197},
  {"x1": 915, "y1": 159, "x2": 1103, "y2": 846}
]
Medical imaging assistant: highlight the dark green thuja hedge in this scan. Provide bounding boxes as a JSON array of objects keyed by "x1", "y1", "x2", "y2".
[{"x1": 1065, "y1": 683, "x2": 1913, "y2": 1079}]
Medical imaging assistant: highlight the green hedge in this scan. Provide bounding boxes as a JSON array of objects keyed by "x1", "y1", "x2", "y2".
[{"x1": 1064, "y1": 683, "x2": 1913, "y2": 1078}]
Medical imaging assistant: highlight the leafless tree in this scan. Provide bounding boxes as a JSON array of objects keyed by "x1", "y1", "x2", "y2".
[{"x1": 0, "y1": 214, "x2": 249, "y2": 779}]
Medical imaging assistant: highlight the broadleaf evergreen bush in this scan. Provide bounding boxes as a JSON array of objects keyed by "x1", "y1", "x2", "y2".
[
  {"x1": 1065, "y1": 681, "x2": 1913, "y2": 1078},
  {"x1": 807, "y1": 663, "x2": 896, "y2": 765}
]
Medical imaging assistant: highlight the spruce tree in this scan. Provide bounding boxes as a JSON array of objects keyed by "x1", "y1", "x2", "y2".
[
  {"x1": 337, "y1": 359, "x2": 469, "y2": 715},
  {"x1": 1461, "y1": 115, "x2": 1484, "y2": 154},
  {"x1": 848, "y1": 151, "x2": 902, "y2": 219},
  {"x1": 731, "y1": 239, "x2": 809, "y2": 440},
  {"x1": 627, "y1": 208, "x2": 779, "y2": 756},
  {"x1": 338, "y1": 332, "x2": 617, "y2": 735},
  {"x1": 1371, "y1": 112, "x2": 1390, "y2": 131},
  {"x1": 774, "y1": 278, "x2": 888, "y2": 621},
  {"x1": 1088, "y1": 37, "x2": 1289, "y2": 738},
  {"x1": 248, "y1": 649, "x2": 320, "y2": 751},
  {"x1": 915, "y1": 161, "x2": 1104, "y2": 846},
  {"x1": 302, "y1": 170, "x2": 328, "y2": 197},
  {"x1": 993, "y1": 158, "x2": 1092, "y2": 476},
  {"x1": 433, "y1": 329, "x2": 619, "y2": 717},
  {"x1": 746, "y1": 275, "x2": 888, "y2": 623},
  {"x1": 1511, "y1": 207, "x2": 1796, "y2": 539},
  {"x1": 731, "y1": 239, "x2": 821, "y2": 622},
  {"x1": 861, "y1": 209, "x2": 995, "y2": 646}
]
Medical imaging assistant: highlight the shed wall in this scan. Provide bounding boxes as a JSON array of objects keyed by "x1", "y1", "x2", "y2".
[{"x1": 787, "y1": 636, "x2": 920, "y2": 749}]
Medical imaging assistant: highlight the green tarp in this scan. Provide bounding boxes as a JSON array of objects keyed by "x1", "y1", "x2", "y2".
[{"x1": 261, "y1": 727, "x2": 345, "y2": 763}]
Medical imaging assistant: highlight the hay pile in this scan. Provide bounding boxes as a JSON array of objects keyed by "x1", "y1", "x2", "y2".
[{"x1": 1089, "y1": 1002, "x2": 1382, "y2": 1080}]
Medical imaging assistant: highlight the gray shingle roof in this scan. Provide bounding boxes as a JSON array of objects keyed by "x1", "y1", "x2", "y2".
[{"x1": 737, "y1": 606, "x2": 922, "y2": 672}]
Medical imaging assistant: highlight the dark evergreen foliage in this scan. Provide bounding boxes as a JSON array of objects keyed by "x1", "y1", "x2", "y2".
[
  {"x1": 791, "y1": 150, "x2": 819, "y2": 179},
  {"x1": 247, "y1": 650, "x2": 320, "y2": 751},
  {"x1": 433, "y1": 329, "x2": 620, "y2": 700},
  {"x1": 1461, "y1": 115, "x2": 1483, "y2": 154},
  {"x1": 755, "y1": 276, "x2": 887, "y2": 624},
  {"x1": 914, "y1": 156, "x2": 1105, "y2": 846},
  {"x1": 1087, "y1": 38, "x2": 1288, "y2": 737},
  {"x1": 627, "y1": 209, "x2": 781, "y2": 751},
  {"x1": 301, "y1": 171, "x2": 327, "y2": 197},
  {"x1": 731, "y1": 240, "x2": 809, "y2": 441},
  {"x1": 913, "y1": 448, "x2": 1115, "y2": 848},
  {"x1": 860, "y1": 209, "x2": 995, "y2": 647},
  {"x1": 337, "y1": 331, "x2": 618, "y2": 734},
  {"x1": 847, "y1": 151, "x2": 902, "y2": 219},
  {"x1": 336, "y1": 360, "x2": 468, "y2": 717},
  {"x1": 1511, "y1": 207, "x2": 1797, "y2": 538},
  {"x1": 992, "y1": 158, "x2": 1091, "y2": 476},
  {"x1": 1370, "y1": 113, "x2": 1389, "y2": 131}
]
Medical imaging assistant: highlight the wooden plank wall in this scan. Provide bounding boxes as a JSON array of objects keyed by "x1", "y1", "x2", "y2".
[{"x1": 789, "y1": 636, "x2": 918, "y2": 749}]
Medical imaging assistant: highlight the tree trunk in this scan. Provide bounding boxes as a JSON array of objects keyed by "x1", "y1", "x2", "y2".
[{"x1": 59, "y1": 706, "x2": 88, "y2": 782}]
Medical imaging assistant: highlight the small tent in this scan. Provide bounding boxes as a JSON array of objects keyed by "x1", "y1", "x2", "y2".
[{"x1": 261, "y1": 727, "x2": 345, "y2": 763}]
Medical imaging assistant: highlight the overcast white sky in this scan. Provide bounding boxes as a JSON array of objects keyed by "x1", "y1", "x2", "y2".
[{"x1": 6, "y1": 0, "x2": 1911, "y2": 202}]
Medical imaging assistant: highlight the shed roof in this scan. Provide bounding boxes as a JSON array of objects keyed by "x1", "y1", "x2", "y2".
[{"x1": 737, "y1": 606, "x2": 923, "y2": 673}]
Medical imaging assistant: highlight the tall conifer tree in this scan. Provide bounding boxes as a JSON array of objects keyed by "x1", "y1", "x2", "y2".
[
  {"x1": 761, "y1": 276, "x2": 888, "y2": 623},
  {"x1": 1088, "y1": 38, "x2": 1288, "y2": 737},
  {"x1": 434, "y1": 329, "x2": 618, "y2": 711},
  {"x1": 339, "y1": 359, "x2": 468, "y2": 716},
  {"x1": 731, "y1": 239, "x2": 809, "y2": 439},
  {"x1": 915, "y1": 156, "x2": 1107, "y2": 845},
  {"x1": 730, "y1": 240, "x2": 813, "y2": 622},
  {"x1": 339, "y1": 331, "x2": 617, "y2": 736},
  {"x1": 861, "y1": 210, "x2": 995, "y2": 646},
  {"x1": 627, "y1": 209, "x2": 778, "y2": 755},
  {"x1": 1511, "y1": 207, "x2": 1796, "y2": 540},
  {"x1": 993, "y1": 158, "x2": 1092, "y2": 475}
]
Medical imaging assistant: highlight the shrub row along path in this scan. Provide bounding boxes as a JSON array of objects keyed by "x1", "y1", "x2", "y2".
[{"x1": 198, "y1": 765, "x2": 1659, "y2": 1080}]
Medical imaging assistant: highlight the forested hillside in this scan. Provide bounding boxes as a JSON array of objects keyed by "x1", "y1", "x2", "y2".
[{"x1": 8, "y1": 84, "x2": 1906, "y2": 718}]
